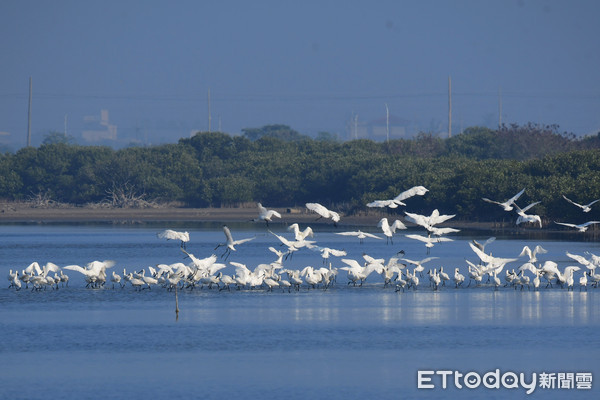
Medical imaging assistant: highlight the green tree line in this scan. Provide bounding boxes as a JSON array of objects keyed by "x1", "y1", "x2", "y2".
[{"x1": 1, "y1": 123, "x2": 600, "y2": 223}]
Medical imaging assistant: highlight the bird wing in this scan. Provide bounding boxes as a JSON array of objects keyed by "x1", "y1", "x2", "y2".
[
  {"x1": 469, "y1": 241, "x2": 493, "y2": 263},
  {"x1": 222, "y1": 226, "x2": 234, "y2": 243},
  {"x1": 391, "y1": 220, "x2": 407, "y2": 231},
  {"x1": 585, "y1": 199, "x2": 600, "y2": 207},
  {"x1": 393, "y1": 185, "x2": 429, "y2": 202},
  {"x1": 482, "y1": 197, "x2": 502, "y2": 206},
  {"x1": 305, "y1": 202, "x2": 328, "y2": 217},
  {"x1": 518, "y1": 262, "x2": 539, "y2": 275},
  {"x1": 25, "y1": 261, "x2": 42, "y2": 275},
  {"x1": 341, "y1": 259, "x2": 362, "y2": 270},
  {"x1": 419, "y1": 257, "x2": 440, "y2": 265},
  {"x1": 508, "y1": 188, "x2": 526, "y2": 204},
  {"x1": 554, "y1": 221, "x2": 576, "y2": 228},
  {"x1": 566, "y1": 251, "x2": 591, "y2": 267},
  {"x1": 405, "y1": 234, "x2": 431, "y2": 243},
  {"x1": 581, "y1": 221, "x2": 600, "y2": 227},
  {"x1": 233, "y1": 237, "x2": 255, "y2": 246},
  {"x1": 336, "y1": 231, "x2": 359, "y2": 237},
  {"x1": 520, "y1": 201, "x2": 541, "y2": 213},
  {"x1": 362, "y1": 232, "x2": 383, "y2": 239},
  {"x1": 267, "y1": 210, "x2": 282, "y2": 219},
  {"x1": 429, "y1": 210, "x2": 456, "y2": 226},
  {"x1": 157, "y1": 229, "x2": 184, "y2": 241},
  {"x1": 404, "y1": 212, "x2": 429, "y2": 228},
  {"x1": 562, "y1": 195, "x2": 582, "y2": 208},
  {"x1": 367, "y1": 199, "x2": 400, "y2": 208},
  {"x1": 63, "y1": 265, "x2": 86, "y2": 274}
]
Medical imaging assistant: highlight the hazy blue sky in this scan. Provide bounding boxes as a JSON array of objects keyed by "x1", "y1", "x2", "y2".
[{"x1": 1, "y1": 0, "x2": 599, "y2": 147}]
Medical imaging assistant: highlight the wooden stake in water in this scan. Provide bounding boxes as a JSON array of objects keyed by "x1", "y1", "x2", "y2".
[{"x1": 175, "y1": 284, "x2": 180, "y2": 321}]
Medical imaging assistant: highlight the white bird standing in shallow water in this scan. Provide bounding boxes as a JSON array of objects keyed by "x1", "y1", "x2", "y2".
[
  {"x1": 305, "y1": 203, "x2": 341, "y2": 226},
  {"x1": 157, "y1": 229, "x2": 190, "y2": 248},
  {"x1": 254, "y1": 203, "x2": 282, "y2": 226},
  {"x1": 214, "y1": 225, "x2": 255, "y2": 260},
  {"x1": 482, "y1": 188, "x2": 525, "y2": 211},
  {"x1": 562, "y1": 195, "x2": 600, "y2": 213}
]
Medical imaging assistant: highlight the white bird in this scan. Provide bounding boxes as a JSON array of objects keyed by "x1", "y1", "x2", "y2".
[
  {"x1": 405, "y1": 234, "x2": 453, "y2": 253},
  {"x1": 287, "y1": 223, "x2": 314, "y2": 241},
  {"x1": 254, "y1": 203, "x2": 282, "y2": 226},
  {"x1": 310, "y1": 246, "x2": 347, "y2": 265},
  {"x1": 514, "y1": 202, "x2": 543, "y2": 228},
  {"x1": 336, "y1": 230, "x2": 383, "y2": 244},
  {"x1": 554, "y1": 221, "x2": 600, "y2": 232},
  {"x1": 453, "y1": 268, "x2": 465, "y2": 287},
  {"x1": 215, "y1": 225, "x2": 255, "y2": 260},
  {"x1": 111, "y1": 270, "x2": 123, "y2": 289},
  {"x1": 404, "y1": 209, "x2": 455, "y2": 231},
  {"x1": 518, "y1": 245, "x2": 547, "y2": 263},
  {"x1": 270, "y1": 230, "x2": 315, "y2": 258},
  {"x1": 471, "y1": 237, "x2": 496, "y2": 253},
  {"x1": 482, "y1": 188, "x2": 525, "y2": 211},
  {"x1": 579, "y1": 271, "x2": 588, "y2": 291},
  {"x1": 305, "y1": 202, "x2": 341, "y2": 225},
  {"x1": 157, "y1": 229, "x2": 190, "y2": 248},
  {"x1": 562, "y1": 195, "x2": 600, "y2": 213},
  {"x1": 366, "y1": 185, "x2": 429, "y2": 208},
  {"x1": 400, "y1": 257, "x2": 438, "y2": 276},
  {"x1": 377, "y1": 218, "x2": 406, "y2": 244}
]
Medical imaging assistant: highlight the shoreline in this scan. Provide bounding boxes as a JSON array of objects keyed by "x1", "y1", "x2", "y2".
[{"x1": 0, "y1": 202, "x2": 531, "y2": 232}]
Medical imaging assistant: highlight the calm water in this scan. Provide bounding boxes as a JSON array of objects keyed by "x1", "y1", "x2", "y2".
[{"x1": 1, "y1": 222, "x2": 599, "y2": 399}]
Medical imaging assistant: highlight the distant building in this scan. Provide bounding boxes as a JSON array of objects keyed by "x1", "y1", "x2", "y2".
[
  {"x1": 346, "y1": 114, "x2": 411, "y2": 141},
  {"x1": 82, "y1": 109, "x2": 117, "y2": 142}
]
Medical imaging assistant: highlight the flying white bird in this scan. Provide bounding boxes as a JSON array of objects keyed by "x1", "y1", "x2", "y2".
[
  {"x1": 287, "y1": 223, "x2": 314, "y2": 241},
  {"x1": 562, "y1": 195, "x2": 600, "y2": 213},
  {"x1": 335, "y1": 230, "x2": 383, "y2": 244},
  {"x1": 482, "y1": 188, "x2": 525, "y2": 211},
  {"x1": 214, "y1": 225, "x2": 255, "y2": 260},
  {"x1": 377, "y1": 217, "x2": 406, "y2": 244},
  {"x1": 366, "y1": 185, "x2": 429, "y2": 208},
  {"x1": 305, "y1": 203, "x2": 341, "y2": 225},
  {"x1": 518, "y1": 245, "x2": 547, "y2": 263},
  {"x1": 405, "y1": 234, "x2": 453, "y2": 254},
  {"x1": 404, "y1": 209, "x2": 455, "y2": 233},
  {"x1": 157, "y1": 229, "x2": 190, "y2": 248},
  {"x1": 514, "y1": 201, "x2": 542, "y2": 228},
  {"x1": 254, "y1": 203, "x2": 282, "y2": 226},
  {"x1": 554, "y1": 221, "x2": 600, "y2": 232}
]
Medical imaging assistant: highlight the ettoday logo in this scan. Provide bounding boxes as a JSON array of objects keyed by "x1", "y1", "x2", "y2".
[{"x1": 417, "y1": 369, "x2": 593, "y2": 394}]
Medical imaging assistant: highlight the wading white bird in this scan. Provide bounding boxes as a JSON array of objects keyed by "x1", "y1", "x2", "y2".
[
  {"x1": 214, "y1": 225, "x2": 255, "y2": 260},
  {"x1": 554, "y1": 221, "x2": 600, "y2": 232},
  {"x1": 157, "y1": 229, "x2": 190, "y2": 248},
  {"x1": 310, "y1": 246, "x2": 347, "y2": 265},
  {"x1": 400, "y1": 256, "x2": 439, "y2": 276},
  {"x1": 305, "y1": 203, "x2": 341, "y2": 226},
  {"x1": 562, "y1": 195, "x2": 600, "y2": 213},
  {"x1": 482, "y1": 188, "x2": 525, "y2": 211},
  {"x1": 254, "y1": 203, "x2": 282, "y2": 226}
]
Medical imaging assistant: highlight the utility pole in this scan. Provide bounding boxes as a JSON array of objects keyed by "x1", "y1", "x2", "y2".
[
  {"x1": 498, "y1": 86, "x2": 503, "y2": 129},
  {"x1": 207, "y1": 88, "x2": 211, "y2": 133},
  {"x1": 385, "y1": 103, "x2": 390, "y2": 143},
  {"x1": 448, "y1": 75, "x2": 452, "y2": 138},
  {"x1": 27, "y1": 77, "x2": 32, "y2": 147}
]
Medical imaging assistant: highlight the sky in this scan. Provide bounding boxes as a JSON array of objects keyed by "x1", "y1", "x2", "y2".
[{"x1": 1, "y1": 0, "x2": 599, "y2": 148}]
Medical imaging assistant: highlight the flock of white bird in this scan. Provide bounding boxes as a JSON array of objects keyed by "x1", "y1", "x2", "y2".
[{"x1": 6, "y1": 186, "x2": 600, "y2": 293}]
